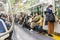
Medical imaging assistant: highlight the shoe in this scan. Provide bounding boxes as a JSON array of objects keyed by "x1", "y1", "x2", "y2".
[
  {"x1": 48, "y1": 34, "x2": 53, "y2": 37},
  {"x1": 30, "y1": 29, "x2": 33, "y2": 32}
]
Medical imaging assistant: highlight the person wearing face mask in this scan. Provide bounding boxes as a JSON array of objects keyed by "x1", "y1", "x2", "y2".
[
  {"x1": 0, "y1": 13, "x2": 11, "y2": 33},
  {"x1": 45, "y1": 5, "x2": 55, "y2": 37},
  {"x1": 0, "y1": 13, "x2": 7, "y2": 33},
  {"x1": 0, "y1": 14, "x2": 6, "y2": 22}
]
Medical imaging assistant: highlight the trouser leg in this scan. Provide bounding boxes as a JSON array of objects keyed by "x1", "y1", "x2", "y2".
[
  {"x1": 48, "y1": 22, "x2": 51, "y2": 34},
  {"x1": 50, "y1": 22, "x2": 54, "y2": 34},
  {"x1": 48, "y1": 22, "x2": 54, "y2": 34}
]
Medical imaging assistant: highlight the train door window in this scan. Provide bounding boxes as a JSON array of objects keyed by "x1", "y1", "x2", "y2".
[
  {"x1": 55, "y1": 1, "x2": 60, "y2": 19},
  {"x1": 57, "y1": 8, "x2": 60, "y2": 19},
  {"x1": 33, "y1": 6, "x2": 37, "y2": 13},
  {"x1": 37, "y1": 6, "x2": 39, "y2": 15},
  {"x1": 38, "y1": 5, "x2": 43, "y2": 16},
  {"x1": 30, "y1": 8, "x2": 34, "y2": 16}
]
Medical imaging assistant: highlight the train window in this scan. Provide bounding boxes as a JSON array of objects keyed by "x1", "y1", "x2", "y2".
[
  {"x1": 55, "y1": 1, "x2": 60, "y2": 19},
  {"x1": 30, "y1": 8, "x2": 34, "y2": 16},
  {"x1": 33, "y1": 6, "x2": 37, "y2": 13},
  {"x1": 57, "y1": 8, "x2": 60, "y2": 19},
  {"x1": 38, "y1": 5, "x2": 43, "y2": 15},
  {"x1": 36, "y1": 6, "x2": 39, "y2": 15},
  {"x1": 30, "y1": 5, "x2": 44, "y2": 16}
]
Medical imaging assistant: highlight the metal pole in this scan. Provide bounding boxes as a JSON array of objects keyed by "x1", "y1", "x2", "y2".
[
  {"x1": 52, "y1": 0, "x2": 55, "y2": 13},
  {"x1": 8, "y1": 0, "x2": 14, "y2": 30}
]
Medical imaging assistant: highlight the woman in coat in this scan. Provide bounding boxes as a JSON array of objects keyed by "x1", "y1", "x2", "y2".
[{"x1": 46, "y1": 5, "x2": 55, "y2": 37}]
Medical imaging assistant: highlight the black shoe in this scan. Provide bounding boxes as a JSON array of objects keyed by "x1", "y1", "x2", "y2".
[{"x1": 48, "y1": 34, "x2": 53, "y2": 37}]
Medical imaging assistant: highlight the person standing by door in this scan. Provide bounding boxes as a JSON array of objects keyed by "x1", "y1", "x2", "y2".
[{"x1": 46, "y1": 5, "x2": 55, "y2": 37}]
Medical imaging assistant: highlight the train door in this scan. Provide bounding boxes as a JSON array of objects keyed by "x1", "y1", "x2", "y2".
[{"x1": 54, "y1": 1, "x2": 60, "y2": 33}]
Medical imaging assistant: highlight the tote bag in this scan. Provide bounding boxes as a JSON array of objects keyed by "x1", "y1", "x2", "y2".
[
  {"x1": 48, "y1": 14, "x2": 55, "y2": 22},
  {"x1": 46, "y1": 13, "x2": 55, "y2": 22}
]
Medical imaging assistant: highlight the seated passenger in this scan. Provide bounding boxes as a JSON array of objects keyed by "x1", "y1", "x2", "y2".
[
  {"x1": 23, "y1": 15, "x2": 32, "y2": 30},
  {"x1": 0, "y1": 13, "x2": 11, "y2": 33},
  {"x1": 37, "y1": 15, "x2": 44, "y2": 27},
  {"x1": 30, "y1": 13, "x2": 47, "y2": 34},
  {"x1": 19, "y1": 13, "x2": 25, "y2": 24},
  {"x1": 30, "y1": 12, "x2": 40, "y2": 31}
]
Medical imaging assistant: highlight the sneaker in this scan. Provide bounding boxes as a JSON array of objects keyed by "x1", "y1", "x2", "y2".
[{"x1": 30, "y1": 29, "x2": 33, "y2": 32}]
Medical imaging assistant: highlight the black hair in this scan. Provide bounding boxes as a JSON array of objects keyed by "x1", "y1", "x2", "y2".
[
  {"x1": 34, "y1": 12, "x2": 39, "y2": 15},
  {"x1": 0, "y1": 13, "x2": 7, "y2": 18},
  {"x1": 48, "y1": 5, "x2": 53, "y2": 8}
]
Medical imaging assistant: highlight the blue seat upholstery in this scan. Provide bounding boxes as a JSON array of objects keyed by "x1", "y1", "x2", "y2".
[{"x1": 0, "y1": 21, "x2": 5, "y2": 33}]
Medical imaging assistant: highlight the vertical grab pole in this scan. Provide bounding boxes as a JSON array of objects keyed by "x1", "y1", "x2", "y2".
[
  {"x1": 52, "y1": 0, "x2": 55, "y2": 13},
  {"x1": 7, "y1": 0, "x2": 14, "y2": 31}
]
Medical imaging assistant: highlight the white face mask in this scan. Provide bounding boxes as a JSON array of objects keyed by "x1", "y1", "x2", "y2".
[
  {"x1": 49, "y1": 8, "x2": 54, "y2": 13},
  {"x1": 3, "y1": 18, "x2": 7, "y2": 21},
  {"x1": 49, "y1": 8, "x2": 52, "y2": 10}
]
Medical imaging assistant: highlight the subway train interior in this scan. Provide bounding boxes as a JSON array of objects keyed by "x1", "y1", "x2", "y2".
[{"x1": 0, "y1": 0, "x2": 60, "y2": 40}]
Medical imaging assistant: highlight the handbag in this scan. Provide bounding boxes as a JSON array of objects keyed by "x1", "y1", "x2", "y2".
[{"x1": 48, "y1": 14, "x2": 55, "y2": 22}]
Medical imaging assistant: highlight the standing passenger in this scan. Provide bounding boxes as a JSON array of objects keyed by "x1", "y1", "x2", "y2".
[{"x1": 46, "y1": 5, "x2": 55, "y2": 37}]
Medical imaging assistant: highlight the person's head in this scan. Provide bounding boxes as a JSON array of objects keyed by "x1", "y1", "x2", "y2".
[
  {"x1": 0, "y1": 13, "x2": 7, "y2": 18},
  {"x1": 48, "y1": 5, "x2": 53, "y2": 9},
  {"x1": 34, "y1": 12, "x2": 39, "y2": 16}
]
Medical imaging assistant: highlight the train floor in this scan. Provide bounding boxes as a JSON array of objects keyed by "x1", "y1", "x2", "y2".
[
  {"x1": 1, "y1": 24, "x2": 60, "y2": 40},
  {"x1": 12, "y1": 24, "x2": 60, "y2": 40}
]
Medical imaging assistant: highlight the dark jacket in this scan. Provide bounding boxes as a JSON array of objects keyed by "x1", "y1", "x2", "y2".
[
  {"x1": 0, "y1": 18, "x2": 11, "y2": 33},
  {"x1": 46, "y1": 8, "x2": 53, "y2": 14},
  {"x1": 45, "y1": 8, "x2": 55, "y2": 22}
]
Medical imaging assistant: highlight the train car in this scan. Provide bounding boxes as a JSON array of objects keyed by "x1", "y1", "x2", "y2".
[{"x1": 24, "y1": 1, "x2": 60, "y2": 35}]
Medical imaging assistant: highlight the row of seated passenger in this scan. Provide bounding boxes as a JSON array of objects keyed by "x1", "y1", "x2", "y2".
[{"x1": 22, "y1": 12, "x2": 47, "y2": 34}]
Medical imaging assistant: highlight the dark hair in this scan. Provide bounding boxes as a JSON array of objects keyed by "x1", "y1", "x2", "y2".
[
  {"x1": 34, "y1": 12, "x2": 37, "y2": 14},
  {"x1": 48, "y1": 5, "x2": 53, "y2": 8},
  {"x1": 0, "y1": 13, "x2": 7, "y2": 18}
]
